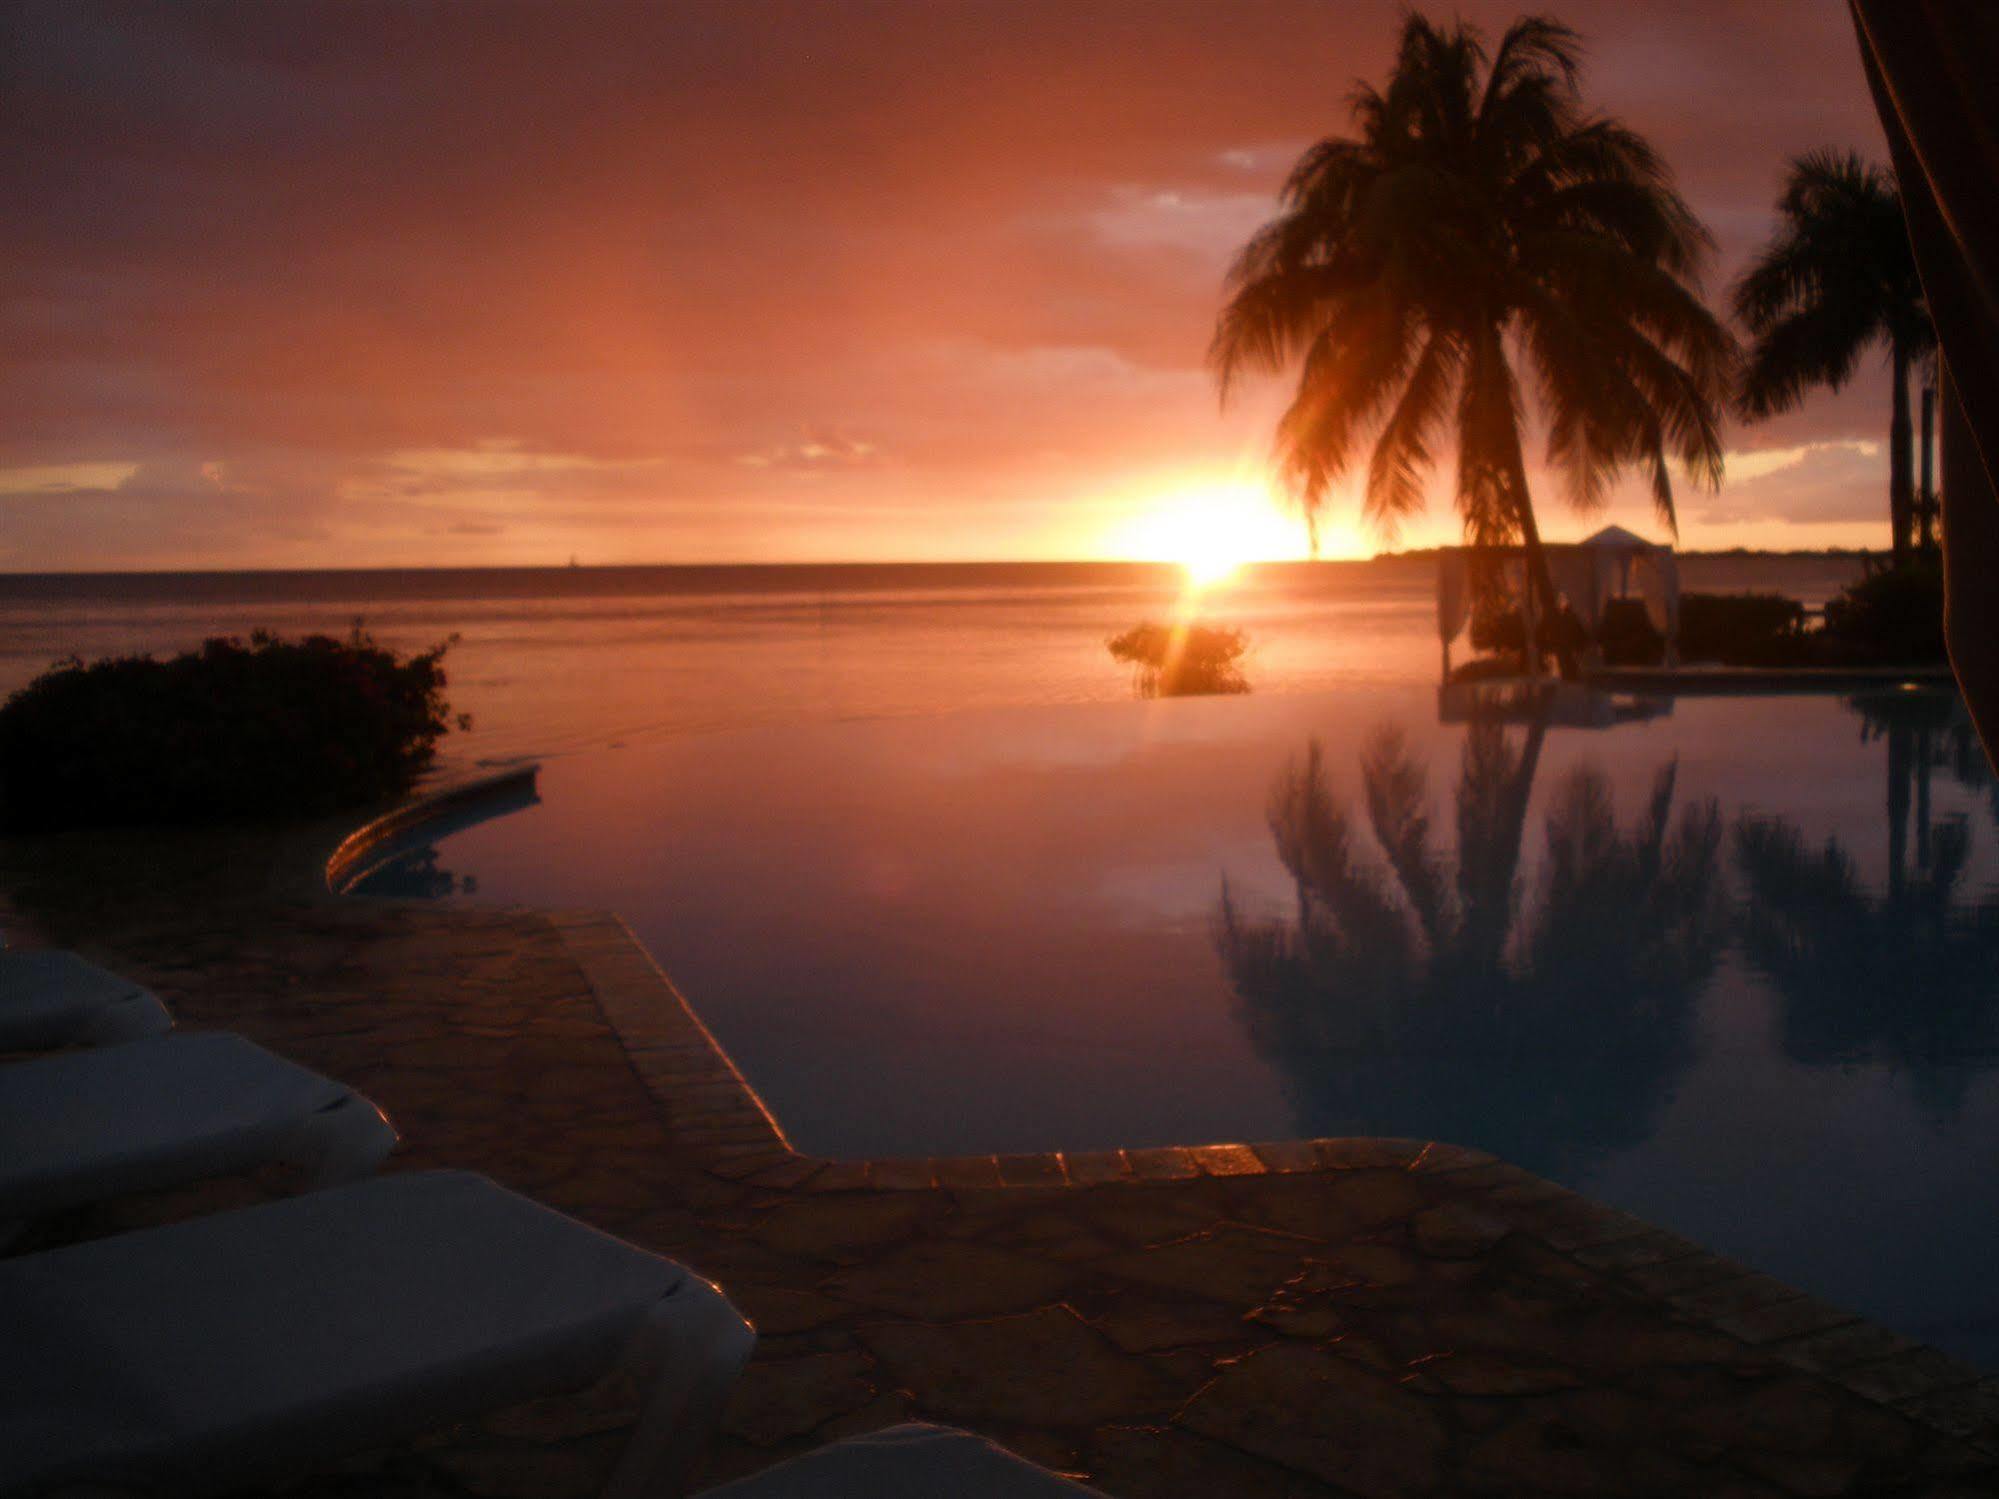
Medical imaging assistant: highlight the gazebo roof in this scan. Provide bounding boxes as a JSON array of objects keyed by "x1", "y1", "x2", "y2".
[
  {"x1": 1577, "y1": 524, "x2": 1666, "y2": 552},
  {"x1": 1438, "y1": 524, "x2": 1671, "y2": 558}
]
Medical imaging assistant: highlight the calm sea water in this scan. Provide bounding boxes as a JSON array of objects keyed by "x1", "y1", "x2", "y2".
[
  {"x1": 12, "y1": 558, "x2": 1995, "y2": 1367},
  {"x1": 0, "y1": 557, "x2": 1864, "y2": 766}
]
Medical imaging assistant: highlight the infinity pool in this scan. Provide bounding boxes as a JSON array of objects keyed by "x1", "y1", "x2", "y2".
[{"x1": 353, "y1": 682, "x2": 1999, "y2": 1367}]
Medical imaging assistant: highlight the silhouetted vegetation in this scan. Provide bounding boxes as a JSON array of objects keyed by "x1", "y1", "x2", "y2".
[
  {"x1": 1820, "y1": 560, "x2": 1946, "y2": 663},
  {"x1": 1215, "y1": 719, "x2": 1725, "y2": 1176},
  {"x1": 1734, "y1": 151, "x2": 1937, "y2": 564},
  {"x1": 1107, "y1": 622, "x2": 1250, "y2": 697},
  {"x1": 1469, "y1": 591, "x2": 1809, "y2": 667},
  {"x1": 1211, "y1": 12, "x2": 1733, "y2": 675},
  {"x1": 1461, "y1": 566, "x2": 1944, "y2": 673},
  {"x1": 0, "y1": 629, "x2": 462, "y2": 831}
]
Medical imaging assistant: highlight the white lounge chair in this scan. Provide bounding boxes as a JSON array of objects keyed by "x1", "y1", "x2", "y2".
[
  {"x1": 0, "y1": 1170, "x2": 755, "y2": 1499},
  {"x1": 0, "y1": 1030, "x2": 397, "y2": 1234},
  {"x1": 0, "y1": 948, "x2": 171, "y2": 1051},
  {"x1": 697, "y1": 1423, "x2": 1109, "y2": 1496}
]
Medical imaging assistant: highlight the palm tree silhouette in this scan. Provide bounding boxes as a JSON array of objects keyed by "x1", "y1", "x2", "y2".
[
  {"x1": 1732, "y1": 151, "x2": 1937, "y2": 565},
  {"x1": 1217, "y1": 718, "x2": 1725, "y2": 1176},
  {"x1": 1209, "y1": 13, "x2": 1733, "y2": 652}
]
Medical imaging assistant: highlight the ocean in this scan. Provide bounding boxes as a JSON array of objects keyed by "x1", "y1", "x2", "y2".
[{"x1": 0, "y1": 556, "x2": 1869, "y2": 765}]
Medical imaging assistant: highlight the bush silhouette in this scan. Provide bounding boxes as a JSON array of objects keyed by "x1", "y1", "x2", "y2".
[
  {"x1": 1107, "y1": 621, "x2": 1250, "y2": 697},
  {"x1": 0, "y1": 628, "x2": 462, "y2": 831}
]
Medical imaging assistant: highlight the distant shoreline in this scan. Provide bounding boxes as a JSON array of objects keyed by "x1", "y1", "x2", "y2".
[{"x1": 0, "y1": 548, "x2": 1879, "y2": 585}]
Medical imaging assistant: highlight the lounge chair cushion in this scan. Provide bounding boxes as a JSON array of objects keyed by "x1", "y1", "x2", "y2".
[
  {"x1": 0, "y1": 949, "x2": 171, "y2": 1051},
  {"x1": 699, "y1": 1423, "x2": 1107, "y2": 1497},
  {"x1": 0, "y1": 1030, "x2": 393, "y2": 1219},
  {"x1": 0, "y1": 1170, "x2": 687, "y2": 1495}
]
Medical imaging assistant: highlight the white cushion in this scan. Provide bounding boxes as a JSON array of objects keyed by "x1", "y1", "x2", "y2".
[
  {"x1": 0, "y1": 950, "x2": 170, "y2": 1050},
  {"x1": 0, "y1": 1171, "x2": 686, "y2": 1495},
  {"x1": 0, "y1": 1031, "x2": 373, "y2": 1216}
]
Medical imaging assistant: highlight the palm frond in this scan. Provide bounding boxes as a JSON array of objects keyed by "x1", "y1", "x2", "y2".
[{"x1": 1363, "y1": 330, "x2": 1460, "y2": 534}]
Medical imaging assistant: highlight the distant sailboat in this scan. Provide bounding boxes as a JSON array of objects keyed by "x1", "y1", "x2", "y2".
[{"x1": 568, "y1": 554, "x2": 580, "y2": 568}]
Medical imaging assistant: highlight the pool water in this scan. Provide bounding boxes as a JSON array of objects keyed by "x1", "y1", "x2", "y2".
[{"x1": 355, "y1": 680, "x2": 1999, "y2": 1368}]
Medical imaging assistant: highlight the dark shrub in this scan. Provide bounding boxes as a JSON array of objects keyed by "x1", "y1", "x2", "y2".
[
  {"x1": 0, "y1": 629, "x2": 462, "y2": 832},
  {"x1": 1679, "y1": 593, "x2": 1810, "y2": 665},
  {"x1": 1821, "y1": 560, "x2": 1946, "y2": 664},
  {"x1": 1473, "y1": 591, "x2": 1807, "y2": 666},
  {"x1": 1108, "y1": 621, "x2": 1250, "y2": 696}
]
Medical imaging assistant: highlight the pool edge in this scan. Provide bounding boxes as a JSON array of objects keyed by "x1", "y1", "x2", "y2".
[{"x1": 546, "y1": 907, "x2": 1999, "y2": 1456}]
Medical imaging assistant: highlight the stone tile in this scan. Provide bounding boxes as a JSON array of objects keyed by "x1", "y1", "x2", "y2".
[
  {"x1": 1179, "y1": 1342, "x2": 1443, "y2": 1497},
  {"x1": 746, "y1": 1156, "x2": 825, "y2": 1192},
  {"x1": 720, "y1": 1351, "x2": 877, "y2": 1446},
  {"x1": 1102, "y1": 1225, "x2": 1318, "y2": 1307},
  {"x1": 803, "y1": 1159, "x2": 871, "y2": 1193},
  {"x1": 995, "y1": 1153, "x2": 1068, "y2": 1188},
  {"x1": 1625, "y1": 1253, "x2": 1755, "y2": 1298},
  {"x1": 1315, "y1": 1242, "x2": 1425, "y2": 1289},
  {"x1": 729, "y1": 1286, "x2": 850, "y2": 1337},
  {"x1": 1573, "y1": 1228, "x2": 1704, "y2": 1271},
  {"x1": 858, "y1": 1307, "x2": 1186, "y2": 1428},
  {"x1": 1711, "y1": 1299, "x2": 1857, "y2": 1347},
  {"x1": 822, "y1": 1240, "x2": 1075, "y2": 1321},
  {"x1": 1227, "y1": 1168, "x2": 1429, "y2": 1240},
  {"x1": 1188, "y1": 1143, "x2": 1264, "y2": 1177},
  {"x1": 868, "y1": 1158, "x2": 937, "y2": 1191},
  {"x1": 1125, "y1": 1146, "x2": 1198, "y2": 1180},
  {"x1": 930, "y1": 1154, "x2": 1003, "y2": 1190},
  {"x1": 1462, "y1": 1402, "x2": 1620, "y2": 1495},
  {"x1": 1060, "y1": 1150, "x2": 1130, "y2": 1186},
  {"x1": 1309, "y1": 1137, "x2": 1428, "y2": 1170},
  {"x1": 753, "y1": 1193, "x2": 935, "y2": 1260},
  {"x1": 1246, "y1": 1139, "x2": 1321, "y2": 1174},
  {"x1": 1091, "y1": 1294, "x2": 1258, "y2": 1353},
  {"x1": 1088, "y1": 1425, "x2": 1347, "y2": 1499},
  {"x1": 1408, "y1": 1140, "x2": 1497, "y2": 1174},
  {"x1": 1669, "y1": 1272, "x2": 1813, "y2": 1322},
  {"x1": 1671, "y1": 1374, "x2": 1917, "y2": 1462},
  {"x1": 1836, "y1": 1346, "x2": 1982, "y2": 1406},
  {"x1": 1421, "y1": 1351, "x2": 1582, "y2": 1395},
  {"x1": 1772, "y1": 1320, "x2": 1925, "y2": 1376},
  {"x1": 1074, "y1": 1186, "x2": 1221, "y2": 1248},
  {"x1": 1894, "y1": 1378, "x2": 1999, "y2": 1442},
  {"x1": 1410, "y1": 1200, "x2": 1512, "y2": 1258}
]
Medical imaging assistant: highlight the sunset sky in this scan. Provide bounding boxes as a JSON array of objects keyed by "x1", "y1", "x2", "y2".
[{"x1": 0, "y1": 1, "x2": 1901, "y2": 571}]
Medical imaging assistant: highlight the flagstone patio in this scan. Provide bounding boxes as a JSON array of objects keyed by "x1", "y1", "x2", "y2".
[{"x1": 4, "y1": 816, "x2": 1997, "y2": 1498}]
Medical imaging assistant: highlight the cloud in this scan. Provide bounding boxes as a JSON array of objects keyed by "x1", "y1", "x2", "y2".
[
  {"x1": 1085, "y1": 185, "x2": 1272, "y2": 260},
  {"x1": 1693, "y1": 440, "x2": 1894, "y2": 527},
  {"x1": 738, "y1": 428, "x2": 883, "y2": 470},
  {"x1": 0, "y1": 1, "x2": 1894, "y2": 565},
  {"x1": 0, "y1": 461, "x2": 141, "y2": 495}
]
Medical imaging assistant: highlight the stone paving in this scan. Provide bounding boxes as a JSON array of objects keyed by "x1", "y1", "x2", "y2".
[{"x1": 5, "y1": 811, "x2": 1999, "y2": 1498}]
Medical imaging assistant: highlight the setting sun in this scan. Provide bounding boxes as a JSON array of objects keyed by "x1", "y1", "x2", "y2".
[{"x1": 1106, "y1": 478, "x2": 1316, "y2": 585}]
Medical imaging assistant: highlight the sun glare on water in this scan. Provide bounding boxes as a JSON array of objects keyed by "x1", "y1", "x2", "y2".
[{"x1": 1112, "y1": 479, "x2": 1313, "y2": 589}]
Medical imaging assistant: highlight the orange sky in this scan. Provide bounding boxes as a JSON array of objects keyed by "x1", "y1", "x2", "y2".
[{"x1": 0, "y1": 2, "x2": 1905, "y2": 571}]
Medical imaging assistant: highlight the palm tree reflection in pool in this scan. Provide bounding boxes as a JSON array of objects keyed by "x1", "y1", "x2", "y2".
[
  {"x1": 1733, "y1": 693, "x2": 1999, "y2": 1119},
  {"x1": 1216, "y1": 718, "x2": 1726, "y2": 1179}
]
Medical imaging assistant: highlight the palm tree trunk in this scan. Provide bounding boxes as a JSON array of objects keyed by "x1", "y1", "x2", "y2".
[
  {"x1": 1498, "y1": 429, "x2": 1570, "y2": 677},
  {"x1": 1890, "y1": 342, "x2": 1914, "y2": 567}
]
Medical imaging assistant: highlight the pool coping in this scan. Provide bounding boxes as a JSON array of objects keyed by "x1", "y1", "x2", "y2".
[
  {"x1": 324, "y1": 762, "x2": 542, "y2": 893},
  {"x1": 546, "y1": 906, "x2": 1999, "y2": 1455}
]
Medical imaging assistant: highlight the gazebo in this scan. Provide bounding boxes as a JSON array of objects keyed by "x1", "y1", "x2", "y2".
[{"x1": 1436, "y1": 524, "x2": 1681, "y2": 678}]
